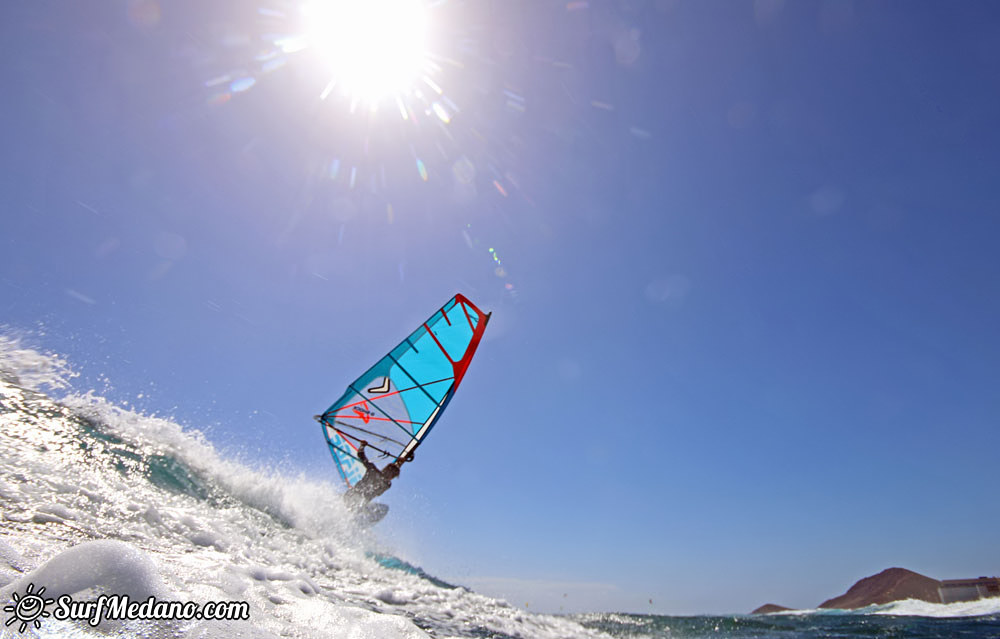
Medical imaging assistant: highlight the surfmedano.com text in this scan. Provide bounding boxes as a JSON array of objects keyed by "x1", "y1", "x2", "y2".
[{"x1": 55, "y1": 594, "x2": 249, "y2": 626}]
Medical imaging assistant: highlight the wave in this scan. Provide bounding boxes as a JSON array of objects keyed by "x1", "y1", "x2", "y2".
[
  {"x1": 0, "y1": 336, "x2": 610, "y2": 639},
  {"x1": 869, "y1": 597, "x2": 1000, "y2": 618},
  {"x1": 762, "y1": 597, "x2": 1000, "y2": 619}
]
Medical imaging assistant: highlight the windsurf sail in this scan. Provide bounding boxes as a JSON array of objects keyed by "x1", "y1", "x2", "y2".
[{"x1": 317, "y1": 294, "x2": 490, "y2": 488}]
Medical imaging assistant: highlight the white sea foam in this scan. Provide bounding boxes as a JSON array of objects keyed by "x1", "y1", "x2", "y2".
[
  {"x1": 870, "y1": 597, "x2": 1000, "y2": 618},
  {"x1": 0, "y1": 339, "x2": 610, "y2": 639},
  {"x1": 0, "y1": 540, "x2": 168, "y2": 602},
  {"x1": 765, "y1": 598, "x2": 1000, "y2": 619}
]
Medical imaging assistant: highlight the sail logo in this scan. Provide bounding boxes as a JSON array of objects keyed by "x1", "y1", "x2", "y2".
[
  {"x1": 367, "y1": 377, "x2": 391, "y2": 394},
  {"x1": 353, "y1": 402, "x2": 375, "y2": 423}
]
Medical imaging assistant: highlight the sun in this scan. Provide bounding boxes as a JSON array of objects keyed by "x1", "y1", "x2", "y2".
[{"x1": 301, "y1": 0, "x2": 428, "y2": 106}]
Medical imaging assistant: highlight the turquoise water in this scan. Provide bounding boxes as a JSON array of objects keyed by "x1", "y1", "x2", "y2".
[{"x1": 575, "y1": 611, "x2": 1000, "y2": 639}]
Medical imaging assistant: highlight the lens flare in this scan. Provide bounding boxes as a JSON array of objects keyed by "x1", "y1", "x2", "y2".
[{"x1": 301, "y1": 0, "x2": 428, "y2": 106}]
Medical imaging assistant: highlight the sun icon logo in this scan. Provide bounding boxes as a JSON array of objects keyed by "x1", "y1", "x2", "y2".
[{"x1": 3, "y1": 583, "x2": 54, "y2": 632}]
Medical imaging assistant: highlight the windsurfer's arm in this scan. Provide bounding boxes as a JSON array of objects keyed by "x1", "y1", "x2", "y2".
[{"x1": 356, "y1": 441, "x2": 378, "y2": 471}]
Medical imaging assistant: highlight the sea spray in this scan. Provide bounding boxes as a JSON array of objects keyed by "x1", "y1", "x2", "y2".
[{"x1": 0, "y1": 338, "x2": 609, "y2": 639}]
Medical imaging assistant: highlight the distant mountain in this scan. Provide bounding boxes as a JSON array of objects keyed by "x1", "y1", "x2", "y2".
[
  {"x1": 752, "y1": 567, "x2": 943, "y2": 614},
  {"x1": 751, "y1": 603, "x2": 792, "y2": 614},
  {"x1": 819, "y1": 567, "x2": 941, "y2": 609}
]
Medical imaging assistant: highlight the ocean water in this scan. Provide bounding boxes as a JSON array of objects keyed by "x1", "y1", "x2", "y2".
[
  {"x1": 575, "y1": 610, "x2": 1000, "y2": 639},
  {"x1": 1, "y1": 336, "x2": 998, "y2": 639}
]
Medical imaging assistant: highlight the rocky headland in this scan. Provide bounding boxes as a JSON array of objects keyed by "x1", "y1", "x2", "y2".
[
  {"x1": 750, "y1": 603, "x2": 792, "y2": 614},
  {"x1": 752, "y1": 567, "x2": 944, "y2": 614}
]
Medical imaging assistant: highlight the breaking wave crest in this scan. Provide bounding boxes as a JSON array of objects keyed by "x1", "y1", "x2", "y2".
[{"x1": 0, "y1": 337, "x2": 609, "y2": 639}]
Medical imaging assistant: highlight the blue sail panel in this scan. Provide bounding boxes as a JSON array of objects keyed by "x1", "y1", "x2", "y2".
[{"x1": 325, "y1": 424, "x2": 365, "y2": 487}]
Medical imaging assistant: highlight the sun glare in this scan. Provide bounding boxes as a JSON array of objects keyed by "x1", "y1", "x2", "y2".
[{"x1": 302, "y1": 0, "x2": 428, "y2": 106}]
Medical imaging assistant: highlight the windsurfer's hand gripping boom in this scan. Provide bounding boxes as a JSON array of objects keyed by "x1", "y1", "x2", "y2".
[{"x1": 359, "y1": 441, "x2": 413, "y2": 468}]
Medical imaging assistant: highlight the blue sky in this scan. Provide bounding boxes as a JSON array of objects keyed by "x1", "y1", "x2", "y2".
[{"x1": 3, "y1": 0, "x2": 999, "y2": 615}]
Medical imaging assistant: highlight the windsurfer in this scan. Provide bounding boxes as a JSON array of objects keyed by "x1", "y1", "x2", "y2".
[{"x1": 342, "y1": 441, "x2": 414, "y2": 509}]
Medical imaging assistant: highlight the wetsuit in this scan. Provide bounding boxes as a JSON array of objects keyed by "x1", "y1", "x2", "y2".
[{"x1": 343, "y1": 445, "x2": 393, "y2": 509}]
